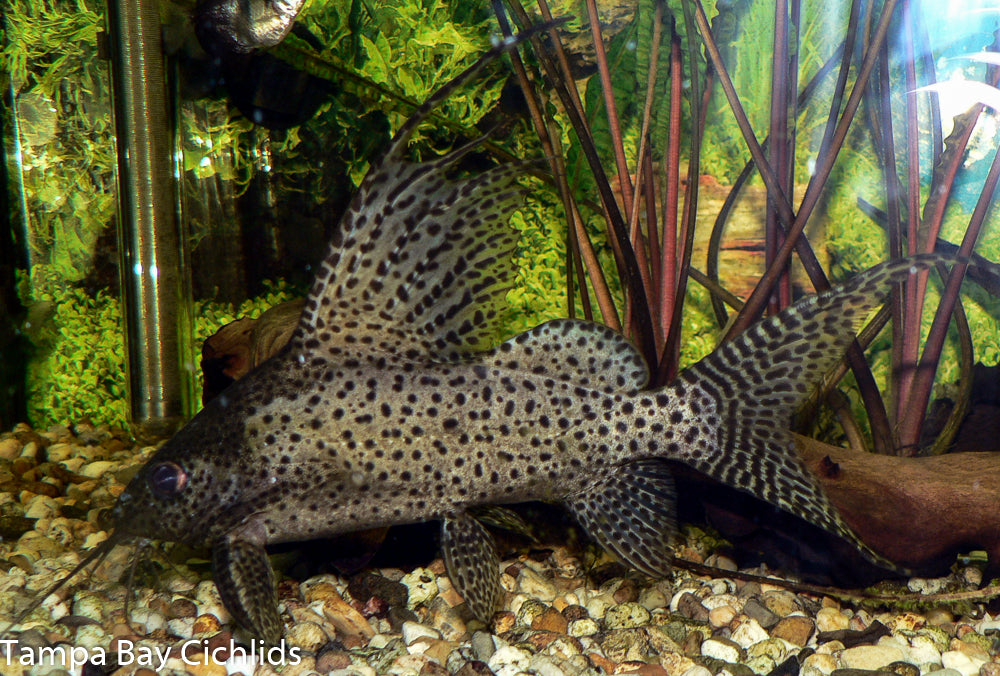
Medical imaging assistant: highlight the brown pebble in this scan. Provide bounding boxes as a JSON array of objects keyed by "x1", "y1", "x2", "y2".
[
  {"x1": 491, "y1": 610, "x2": 515, "y2": 634},
  {"x1": 612, "y1": 579, "x2": 639, "y2": 604},
  {"x1": 455, "y1": 661, "x2": 494, "y2": 676},
  {"x1": 532, "y1": 607, "x2": 568, "y2": 634},
  {"x1": 316, "y1": 650, "x2": 353, "y2": 672},
  {"x1": 169, "y1": 597, "x2": 198, "y2": 619},
  {"x1": 770, "y1": 616, "x2": 816, "y2": 646},
  {"x1": 319, "y1": 589, "x2": 375, "y2": 644},
  {"x1": 676, "y1": 593, "x2": 709, "y2": 622},
  {"x1": 192, "y1": 613, "x2": 222, "y2": 634},
  {"x1": 525, "y1": 630, "x2": 563, "y2": 650},
  {"x1": 132, "y1": 670, "x2": 157, "y2": 676},
  {"x1": 589, "y1": 651, "x2": 619, "y2": 674},
  {"x1": 979, "y1": 662, "x2": 1000, "y2": 676},
  {"x1": 682, "y1": 630, "x2": 703, "y2": 655},
  {"x1": 562, "y1": 604, "x2": 590, "y2": 621},
  {"x1": 204, "y1": 630, "x2": 233, "y2": 660}
]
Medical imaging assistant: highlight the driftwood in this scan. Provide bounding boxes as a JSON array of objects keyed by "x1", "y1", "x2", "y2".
[
  {"x1": 201, "y1": 303, "x2": 999, "y2": 574},
  {"x1": 795, "y1": 434, "x2": 1000, "y2": 573}
]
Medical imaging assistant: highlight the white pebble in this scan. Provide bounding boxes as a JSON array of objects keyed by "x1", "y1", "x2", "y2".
[
  {"x1": 682, "y1": 665, "x2": 714, "y2": 676},
  {"x1": 839, "y1": 644, "x2": 905, "y2": 670},
  {"x1": 488, "y1": 645, "x2": 532, "y2": 676},
  {"x1": 701, "y1": 637, "x2": 742, "y2": 663},
  {"x1": 401, "y1": 621, "x2": 441, "y2": 645},
  {"x1": 517, "y1": 567, "x2": 557, "y2": 601},
  {"x1": 72, "y1": 591, "x2": 105, "y2": 622},
  {"x1": 401, "y1": 567, "x2": 439, "y2": 608},
  {"x1": 730, "y1": 617, "x2": 769, "y2": 649},
  {"x1": 567, "y1": 618, "x2": 599, "y2": 637},
  {"x1": 940, "y1": 650, "x2": 985, "y2": 676}
]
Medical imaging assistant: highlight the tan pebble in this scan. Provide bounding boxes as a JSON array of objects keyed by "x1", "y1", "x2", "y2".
[
  {"x1": 302, "y1": 581, "x2": 339, "y2": 604},
  {"x1": 950, "y1": 637, "x2": 990, "y2": 661},
  {"x1": 658, "y1": 651, "x2": 698, "y2": 676},
  {"x1": 760, "y1": 590, "x2": 800, "y2": 617},
  {"x1": 427, "y1": 558, "x2": 447, "y2": 575},
  {"x1": 491, "y1": 610, "x2": 515, "y2": 634},
  {"x1": 320, "y1": 589, "x2": 375, "y2": 642},
  {"x1": 532, "y1": 607, "x2": 568, "y2": 634},
  {"x1": 420, "y1": 638, "x2": 457, "y2": 663},
  {"x1": 616, "y1": 663, "x2": 668, "y2": 675},
  {"x1": 0, "y1": 438, "x2": 21, "y2": 460},
  {"x1": 192, "y1": 613, "x2": 221, "y2": 634},
  {"x1": 708, "y1": 605, "x2": 736, "y2": 629},
  {"x1": 770, "y1": 615, "x2": 815, "y2": 646},
  {"x1": 802, "y1": 652, "x2": 838, "y2": 675},
  {"x1": 839, "y1": 644, "x2": 905, "y2": 670},
  {"x1": 552, "y1": 596, "x2": 569, "y2": 612},
  {"x1": 287, "y1": 620, "x2": 329, "y2": 652},
  {"x1": 815, "y1": 607, "x2": 849, "y2": 632}
]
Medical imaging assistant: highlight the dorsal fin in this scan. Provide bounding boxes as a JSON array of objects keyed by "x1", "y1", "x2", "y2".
[
  {"x1": 291, "y1": 32, "x2": 546, "y2": 360},
  {"x1": 487, "y1": 319, "x2": 650, "y2": 392}
]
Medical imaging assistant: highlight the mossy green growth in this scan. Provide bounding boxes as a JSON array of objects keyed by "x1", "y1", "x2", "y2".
[{"x1": 19, "y1": 265, "x2": 298, "y2": 429}]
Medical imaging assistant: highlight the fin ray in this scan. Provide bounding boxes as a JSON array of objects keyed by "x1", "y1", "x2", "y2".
[
  {"x1": 441, "y1": 512, "x2": 501, "y2": 621},
  {"x1": 563, "y1": 459, "x2": 676, "y2": 577},
  {"x1": 212, "y1": 529, "x2": 282, "y2": 643},
  {"x1": 489, "y1": 319, "x2": 650, "y2": 391},
  {"x1": 672, "y1": 255, "x2": 952, "y2": 571}
]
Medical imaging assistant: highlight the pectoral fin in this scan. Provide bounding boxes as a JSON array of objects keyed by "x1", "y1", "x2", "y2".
[
  {"x1": 563, "y1": 459, "x2": 677, "y2": 578},
  {"x1": 441, "y1": 512, "x2": 500, "y2": 621},
  {"x1": 212, "y1": 524, "x2": 282, "y2": 643}
]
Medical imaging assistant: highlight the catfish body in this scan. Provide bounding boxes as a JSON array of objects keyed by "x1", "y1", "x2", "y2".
[{"x1": 107, "y1": 34, "x2": 943, "y2": 642}]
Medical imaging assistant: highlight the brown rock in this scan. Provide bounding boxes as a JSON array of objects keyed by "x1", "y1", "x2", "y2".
[
  {"x1": 770, "y1": 616, "x2": 815, "y2": 646},
  {"x1": 676, "y1": 593, "x2": 709, "y2": 622},
  {"x1": 532, "y1": 607, "x2": 568, "y2": 634},
  {"x1": 589, "y1": 651, "x2": 620, "y2": 674},
  {"x1": 168, "y1": 597, "x2": 198, "y2": 619},
  {"x1": 491, "y1": 610, "x2": 516, "y2": 634},
  {"x1": 562, "y1": 604, "x2": 590, "y2": 621},
  {"x1": 455, "y1": 661, "x2": 494, "y2": 676},
  {"x1": 316, "y1": 650, "x2": 353, "y2": 672},
  {"x1": 192, "y1": 613, "x2": 222, "y2": 635},
  {"x1": 613, "y1": 579, "x2": 639, "y2": 604}
]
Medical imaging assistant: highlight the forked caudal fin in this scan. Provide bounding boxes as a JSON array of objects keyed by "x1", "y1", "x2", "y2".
[{"x1": 671, "y1": 254, "x2": 962, "y2": 572}]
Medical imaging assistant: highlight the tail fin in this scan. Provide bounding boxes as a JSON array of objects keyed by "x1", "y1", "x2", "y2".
[{"x1": 674, "y1": 254, "x2": 957, "y2": 570}]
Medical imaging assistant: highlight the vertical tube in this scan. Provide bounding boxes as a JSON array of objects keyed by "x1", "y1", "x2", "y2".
[{"x1": 106, "y1": 0, "x2": 192, "y2": 441}]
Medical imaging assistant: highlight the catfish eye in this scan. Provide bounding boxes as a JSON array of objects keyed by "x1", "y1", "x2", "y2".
[{"x1": 149, "y1": 461, "x2": 188, "y2": 498}]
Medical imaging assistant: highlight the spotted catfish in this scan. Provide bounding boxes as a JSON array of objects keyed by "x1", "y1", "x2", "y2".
[{"x1": 102, "y1": 38, "x2": 941, "y2": 642}]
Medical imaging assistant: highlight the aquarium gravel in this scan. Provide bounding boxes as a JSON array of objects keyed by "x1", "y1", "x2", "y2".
[{"x1": 1, "y1": 422, "x2": 999, "y2": 676}]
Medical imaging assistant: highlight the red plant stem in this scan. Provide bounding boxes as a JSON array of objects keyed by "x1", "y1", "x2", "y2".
[
  {"x1": 718, "y1": 0, "x2": 902, "y2": 340},
  {"x1": 898, "y1": 141, "x2": 1000, "y2": 451},
  {"x1": 766, "y1": 0, "x2": 791, "y2": 315},
  {"x1": 660, "y1": 28, "x2": 683, "y2": 355},
  {"x1": 897, "y1": 0, "x2": 924, "y2": 425},
  {"x1": 584, "y1": 0, "x2": 635, "y2": 225}
]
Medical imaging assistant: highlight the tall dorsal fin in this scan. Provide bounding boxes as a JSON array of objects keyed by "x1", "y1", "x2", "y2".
[
  {"x1": 487, "y1": 319, "x2": 650, "y2": 392},
  {"x1": 291, "y1": 31, "x2": 549, "y2": 360}
]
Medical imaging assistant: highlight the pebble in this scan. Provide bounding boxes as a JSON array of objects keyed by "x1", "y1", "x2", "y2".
[
  {"x1": 839, "y1": 644, "x2": 906, "y2": 670},
  {"x1": 771, "y1": 615, "x2": 816, "y2": 645},
  {"x1": 6, "y1": 422, "x2": 1000, "y2": 676},
  {"x1": 702, "y1": 637, "x2": 744, "y2": 663},
  {"x1": 817, "y1": 607, "x2": 851, "y2": 632},
  {"x1": 604, "y1": 602, "x2": 651, "y2": 629}
]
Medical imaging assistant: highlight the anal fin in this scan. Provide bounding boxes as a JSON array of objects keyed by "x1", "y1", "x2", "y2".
[
  {"x1": 563, "y1": 459, "x2": 677, "y2": 578},
  {"x1": 213, "y1": 523, "x2": 282, "y2": 644},
  {"x1": 441, "y1": 512, "x2": 500, "y2": 621}
]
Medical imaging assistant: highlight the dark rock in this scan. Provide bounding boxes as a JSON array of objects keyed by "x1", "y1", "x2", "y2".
[
  {"x1": 742, "y1": 598, "x2": 780, "y2": 629},
  {"x1": 677, "y1": 592, "x2": 710, "y2": 622}
]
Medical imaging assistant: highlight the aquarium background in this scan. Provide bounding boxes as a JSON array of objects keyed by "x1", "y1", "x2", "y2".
[{"x1": 2, "y1": 0, "x2": 1000, "y2": 448}]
